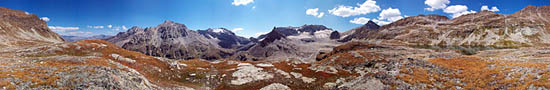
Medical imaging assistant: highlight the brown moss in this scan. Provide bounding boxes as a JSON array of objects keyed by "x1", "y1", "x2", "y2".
[{"x1": 0, "y1": 80, "x2": 16, "y2": 90}]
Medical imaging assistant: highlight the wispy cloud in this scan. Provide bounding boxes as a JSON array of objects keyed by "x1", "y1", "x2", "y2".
[
  {"x1": 232, "y1": 28, "x2": 244, "y2": 32},
  {"x1": 232, "y1": 0, "x2": 254, "y2": 6},
  {"x1": 48, "y1": 26, "x2": 79, "y2": 32},
  {"x1": 87, "y1": 25, "x2": 104, "y2": 29},
  {"x1": 58, "y1": 31, "x2": 93, "y2": 37}
]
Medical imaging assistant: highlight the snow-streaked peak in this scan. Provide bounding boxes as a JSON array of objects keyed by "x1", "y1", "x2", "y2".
[{"x1": 212, "y1": 28, "x2": 225, "y2": 33}]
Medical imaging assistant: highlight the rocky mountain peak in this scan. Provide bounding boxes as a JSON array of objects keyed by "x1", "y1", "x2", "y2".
[
  {"x1": 162, "y1": 20, "x2": 176, "y2": 25},
  {"x1": 363, "y1": 20, "x2": 380, "y2": 30},
  {"x1": 158, "y1": 20, "x2": 188, "y2": 29},
  {"x1": 205, "y1": 28, "x2": 235, "y2": 35},
  {"x1": 298, "y1": 25, "x2": 330, "y2": 33},
  {"x1": 258, "y1": 30, "x2": 286, "y2": 47}
]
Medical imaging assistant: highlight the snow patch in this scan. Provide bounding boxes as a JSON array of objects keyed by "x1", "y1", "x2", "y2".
[
  {"x1": 256, "y1": 63, "x2": 274, "y2": 67},
  {"x1": 260, "y1": 83, "x2": 291, "y2": 90},
  {"x1": 287, "y1": 32, "x2": 312, "y2": 39},
  {"x1": 274, "y1": 68, "x2": 291, "y2": 78},
  {"x1": 212, "y1": 28, "x2": 225, "y2": 33},
  {"x1": 314, "y1": 30, "x2": 334, "y2": 38},
  {"x1": 290, "y1": 72, "x2": 316, "y2": 83}
]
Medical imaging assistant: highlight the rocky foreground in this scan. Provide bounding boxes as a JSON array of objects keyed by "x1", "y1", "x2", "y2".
[
  {"x1": 2, "y1": 5, "x2": 550, "y2": 90},
  {"x1": 1, "y1": 40, "x2": 550, "y2": 89}
]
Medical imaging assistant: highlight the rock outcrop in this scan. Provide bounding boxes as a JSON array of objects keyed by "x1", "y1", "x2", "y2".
[{"x1": 0, "y1": 7, "x2": 64, "y2": 48}]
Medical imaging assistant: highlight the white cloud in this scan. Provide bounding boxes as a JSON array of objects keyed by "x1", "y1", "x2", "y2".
[
  {"x1": 306, "y1": 8, "x2": 320, "y2": 16},
  {"x1": 444, "y1": 5, "x2": 476, "y2": 18},
  {"x1": 443, "y1": 5, "x2": 468, "y2": 13},
  {"x1": 379, "y1": 8, "x2": 404, "y2": 22},
  {"x1": 328, "y1": 0, "x2": 381, "y2": 17},
  {"x1": 306, "y1": 8, "x2": 325, "y2": 18},
  {"x1": 25, "y1": 12, "x2": 30, "y2": 15},
  {"x1": 481, "y1": 5, "x2": 500, "y2": 12},
  {"x1": 87, "y1": 25, "x2": 104, "y2": 29},
  {"x1": 424, "y1": 0, "x2": 450, "y2": 11},
  {"x1": 317, "y1": 12, "x2": 325, "y2": 18},
  {"x1": 58, "y1": 31, "x2": 93, "y2": 37},
  {"x1": 48, "y1": 26, "x2": 79, "y2": 32},
  {"x1": 349, "y1": 17, "x2": 371, "y2": 24},
  {"x1": 370, "y1": 8, "x2": 404, "y2": 25},
  {"x1": 107, "y1": 25, "x2": 113, "y2": 28},
  {"x1": 232, "y1": 28, "x2": 244, "y2": 32},
  {"x1": 232, "y1": 0, "x2": 254, "y2": 6},
  {"x1": 252, "y1": 6, "x2": 256, "y2": 9},
  {"x1": 40, "y1": 17, "x2": 50, "y2": 22}
]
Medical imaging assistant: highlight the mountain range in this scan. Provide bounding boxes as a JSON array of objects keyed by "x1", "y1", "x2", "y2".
[
  {"x1": 343, "y1": 5, "x2": 550, "y2": 47},
  {"x1": 106, "y1": 21, "x2": 342, "y2": 62},
  {"x1": 2, "y1": 5, "x2": 550, "y2": 90},
  {"x1": 61, "y1": 34, "x2": 112, "y2": 42}
]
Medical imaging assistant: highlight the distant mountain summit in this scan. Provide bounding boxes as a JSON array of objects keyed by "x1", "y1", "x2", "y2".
[
  {"x1": 198, "y1": 28, "x2": 252, "y2": 49},
  {"x1": 339, "y1": 20, "x2": 380, "y2": 42},
  {"x1": 0, "y1": 7, "x2": 64, "y2": 48},
  {"x1": 343, "y1": 5, "x2": 550, "y2": 47},
  {"x1": 234, "y1": 25, "x2": 343, "y2": 62},
  {"x1": 62, "y1": 34, "x2": 112, "y2": 42},
  {"x1": 106, "y1": 20, "x2": 252, "y2": 60}
]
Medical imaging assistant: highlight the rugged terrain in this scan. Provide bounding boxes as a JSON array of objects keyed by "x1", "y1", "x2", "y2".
[
  {"x1": 108, "y1": 22, "x2": 343, "y2": 62},
  {"x1": 2, "y1": 5, "x2": 550, "y2": 90},
  {"x1": 0, "y1": 7, "x2": 64, "y2": 48},
  {"x1": 344, "y1": 5, "x2": 550, "y2": 47},
  {"x1": 234, "y1": 25, "x2": 342, "y2": 62},
  {"x1": 106, "y1": 21, "x2": 252, "y2": 60}
]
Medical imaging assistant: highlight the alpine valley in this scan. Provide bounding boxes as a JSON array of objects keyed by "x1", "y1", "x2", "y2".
[{"x1": 2, "y1": 4, "x2": 550, "y2": 90}]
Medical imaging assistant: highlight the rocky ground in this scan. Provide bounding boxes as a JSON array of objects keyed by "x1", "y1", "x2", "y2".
[{"x1": 2, "y1": 40, "x2": 550, "y2": 90}]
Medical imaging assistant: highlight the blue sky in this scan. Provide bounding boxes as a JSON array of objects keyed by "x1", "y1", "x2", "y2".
[{"x1": 1, "y1": 0, "x2": 549, "y2": 37}]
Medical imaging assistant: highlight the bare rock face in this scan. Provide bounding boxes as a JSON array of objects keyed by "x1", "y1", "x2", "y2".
[
  {"x1": 344, "y1": 5, "x2": 550, "y2": 47},
  {"x1": 237, "y1": 25, "x2": 343, "y2": 62},
  {"x1": 106, "y1": 20, "x2": 251, "y2": 60},
  {"x1": 339, "y1": 20, "x2": 380, "y2": 42},
  {"x1": 198, "y1": 28, "x2": 252, "y2": 49},
  {"x1": 0, "y1": 7, "x2": 64, "y2": 48}
]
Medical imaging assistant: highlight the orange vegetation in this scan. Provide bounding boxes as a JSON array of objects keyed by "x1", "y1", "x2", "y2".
[{"x1": 398, "y1": 57, "x2": 550, "y2": 89}]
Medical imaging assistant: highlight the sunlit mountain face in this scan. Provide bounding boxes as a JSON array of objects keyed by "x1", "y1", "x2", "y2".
[{"x1": 2, "y1": 0, "x2": 550, "y2": 89}]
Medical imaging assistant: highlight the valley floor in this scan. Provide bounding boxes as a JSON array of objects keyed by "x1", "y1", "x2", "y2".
[{"x1": 1, "y1": 40, "x2": 550, "y2": 90}]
